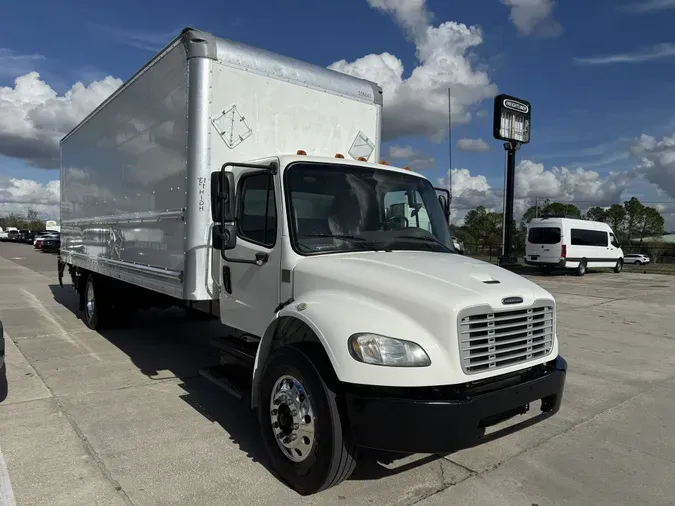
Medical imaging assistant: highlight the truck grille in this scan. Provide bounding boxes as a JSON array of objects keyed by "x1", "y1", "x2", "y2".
[{"x1": 458, "y1": 303, "x2": 554, "y2": 374}]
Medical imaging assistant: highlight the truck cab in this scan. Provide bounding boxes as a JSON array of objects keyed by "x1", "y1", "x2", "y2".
[{"x1": 210, "y1": 153, "x2": 567, "y2": 495}]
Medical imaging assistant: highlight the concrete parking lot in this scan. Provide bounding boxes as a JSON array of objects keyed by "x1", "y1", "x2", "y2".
[{"x1": 0, "y1": 241, "x2": 674, "y2": 506}]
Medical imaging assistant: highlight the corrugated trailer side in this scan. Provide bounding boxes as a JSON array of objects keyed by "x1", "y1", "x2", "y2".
[{"x1": 60, "y1": 33, "x2": 191, "y2": 299}]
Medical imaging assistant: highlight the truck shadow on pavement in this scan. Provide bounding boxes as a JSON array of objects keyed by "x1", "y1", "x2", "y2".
[{"x1": 47, "y1": 284, "x2": 437, "y2": 485}]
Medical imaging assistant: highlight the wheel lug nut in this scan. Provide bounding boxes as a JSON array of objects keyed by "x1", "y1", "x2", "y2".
[
  {"x1": 271, "y1": 409, "x2": 278, "y2": 415},
  {"x1": 292, "y1": 423, "x2": 299, "y2": 430}
]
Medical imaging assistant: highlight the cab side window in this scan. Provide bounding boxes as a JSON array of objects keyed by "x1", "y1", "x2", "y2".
[{"x1": 237, "y1": 173, "x2": 277, "y2": 247}]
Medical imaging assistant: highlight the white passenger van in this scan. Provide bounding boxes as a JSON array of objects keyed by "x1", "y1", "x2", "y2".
[{"x1": 525, "y1": 218, "x2": 624, "y2": 276}]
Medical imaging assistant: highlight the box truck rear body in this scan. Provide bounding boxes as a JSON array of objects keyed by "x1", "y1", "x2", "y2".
[{"x1": 59, "y1": 28, "x2": 382, "y2": 301}]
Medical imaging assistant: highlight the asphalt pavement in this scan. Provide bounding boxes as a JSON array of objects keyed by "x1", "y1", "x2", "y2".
[{"x1": 0, "y1": 241, "x2": 674, "y2": 505}]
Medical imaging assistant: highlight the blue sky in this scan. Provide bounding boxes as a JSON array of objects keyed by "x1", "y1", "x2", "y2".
[{"x1": 2, "y1": 0, "x2": 675, "y2": 223}]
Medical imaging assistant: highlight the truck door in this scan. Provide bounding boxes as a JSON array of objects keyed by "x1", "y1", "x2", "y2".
[{"x1": 217, "y1": 168, "x2": 281, "y2": 337}]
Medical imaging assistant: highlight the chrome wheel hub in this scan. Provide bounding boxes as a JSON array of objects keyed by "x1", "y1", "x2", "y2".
[
  {"x1": 270, "y1": 375, "x2": 315, "y2": 463},
  {"x1": 86, "y1": 282, "x2": 95, "y2": 320}
]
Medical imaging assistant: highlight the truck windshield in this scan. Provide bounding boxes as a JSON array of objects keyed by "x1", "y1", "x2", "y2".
[{"x1": 285, "y1": 162, "x2": 455, "y2": 255}]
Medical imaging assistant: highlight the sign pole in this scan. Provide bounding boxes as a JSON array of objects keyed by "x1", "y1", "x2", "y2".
[
  {"x1": 492, "y1": 94, "x2": 531, "y2": 267},
  {"x1": 500, "y1": 141, "x2": 520, "y2": 265}
]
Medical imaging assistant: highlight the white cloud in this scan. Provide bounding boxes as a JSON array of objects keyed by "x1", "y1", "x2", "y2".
[
  {"x1": 501, "y1": 0, "x2": 563, "y2": 37},
  {"x1": 0, "y1": 49, "x2": 45, "y2": 79},
  {"x1": 631, "y1": 133, "x2": 675, "y2": 198},
  {"x1": 386, "y1": 145, "x2": 435, "y2": 170},
  {"x1": 436, "y1": 160, "x2": 635, "y2": 224},
  {"x1": 620, "y1": 0, "x2": 675, "y2": 12},
  {"x1": 457, "y1": 138, "x2": 491, "y2": 152},
  {"x1": 0, "y1": 71, "x2": 122, "y2": 168},
  {"x1": 0, "y1": 178, "x2": 60, "y2": 219},
  {"x1": 367, "y1": 0, "x2": 432, "y2": 37},
  {"x1": 328, "y1": 0, "x2": 498, "y2": 141},
  {"x1": 574, "y1": 43, "x2": 675, "y2": 65}
]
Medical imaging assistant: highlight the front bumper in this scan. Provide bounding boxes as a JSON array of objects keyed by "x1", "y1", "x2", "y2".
[
  {"x1": 344, "y1": 355, "x2": 567, "y2": 453},
  {"x1": 524, "y1": 258, "x2": 566, "y2": 267}
]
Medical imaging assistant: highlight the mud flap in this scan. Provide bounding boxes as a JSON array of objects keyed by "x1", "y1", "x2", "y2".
[{"x1": 57, "y1": 257, "x2": 65, "y2": 288}]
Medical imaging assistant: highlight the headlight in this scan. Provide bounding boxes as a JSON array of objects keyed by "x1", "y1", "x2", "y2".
[{"x1": 348, "y1": 333, "x2": 431, "y2": 367}]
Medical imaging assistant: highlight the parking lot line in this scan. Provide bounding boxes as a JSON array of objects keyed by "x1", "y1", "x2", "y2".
[{"x1": 0, "y1": 444, "x2": 16, "y2": 506}]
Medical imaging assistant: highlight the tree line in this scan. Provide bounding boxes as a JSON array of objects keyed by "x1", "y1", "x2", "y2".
[
  {"x1": 454, "y1": 197, "x2": 667, "y2": 256},
  {"x1": 0, "y1": 208, "x2": 48, "y2": 231}
]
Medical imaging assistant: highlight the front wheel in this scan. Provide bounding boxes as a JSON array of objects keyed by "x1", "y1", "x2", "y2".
[
  {"x1": 614, "y1": 259, "x2": 623, "y2": 273},
  {"x1": 257, "y1": 346, "x2": 358, "y2": 495}
]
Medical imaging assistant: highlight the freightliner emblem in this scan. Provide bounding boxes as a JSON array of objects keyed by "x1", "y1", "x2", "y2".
[
  {"x1": 503, "y1": 99, "x2": 529, "y2": 113},
  {"x1": 502, "y1": 296, "x2": 524, "y2": 305}
]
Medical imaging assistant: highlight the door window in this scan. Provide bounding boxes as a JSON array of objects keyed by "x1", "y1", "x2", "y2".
[
  {"x1": 237, "y1": 173, "x2": 277, "y2": 247},
  {"x1": 571, "y1": 229, "x2": 608, "y2": 247}
]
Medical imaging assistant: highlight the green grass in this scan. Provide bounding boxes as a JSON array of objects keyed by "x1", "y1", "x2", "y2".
[
  {"x1": 467, "y1": 254, "x2": 675, "y2": 275},
  {"x1": 623, "y1": 262, "x2": 675, "y2": 275}
]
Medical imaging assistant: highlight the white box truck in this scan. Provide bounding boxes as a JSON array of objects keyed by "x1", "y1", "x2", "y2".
[{"x1": 58, "y1": 27, "x2": 566, "y2": 495}]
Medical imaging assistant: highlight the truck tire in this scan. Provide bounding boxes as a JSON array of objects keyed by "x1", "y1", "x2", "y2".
[
  {"x1": 614, "y1": 259, "x2": 623, "y2": 273},
  {"x1": 257, "y1": 346, "x2": 357, "y2": 495},
  {"x1": 83, "y1": 274, "x2": 106, "y2": 330}
]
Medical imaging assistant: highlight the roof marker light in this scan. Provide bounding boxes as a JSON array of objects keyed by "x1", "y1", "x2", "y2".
[
  {"x1": 403, "y1": 166, "x2": 411, "y2": 171},
  {"x1": 357, "y1": 157, "x2": 367, "y2": 161},
  {"x1": 335, "y1": 153, "x2": 345, "y2": 159},
  {"x1": 297, "y1": 150, "x2": 307, "y2": 155},
  {"x1": 379, "y1": 160, "x2": 389, "y2": 165}
]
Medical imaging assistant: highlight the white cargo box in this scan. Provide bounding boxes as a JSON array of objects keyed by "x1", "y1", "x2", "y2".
[{"x1": 60, "y1": 27, "x2": 382, "y2": 301}]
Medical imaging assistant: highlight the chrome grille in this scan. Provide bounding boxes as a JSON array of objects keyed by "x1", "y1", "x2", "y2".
[{"x1": 458, "y1": 304, "x2": 554, "y2": 374}]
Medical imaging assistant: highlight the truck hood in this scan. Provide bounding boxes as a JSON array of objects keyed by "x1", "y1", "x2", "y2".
[{"x1": 292, "y1": 251, "x2": 553, "y2": 313}]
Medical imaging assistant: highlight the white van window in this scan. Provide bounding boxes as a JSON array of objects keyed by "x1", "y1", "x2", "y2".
[
  {"x1": 528, "y1": 227, "x2": 561, "y2": 244},
  {"x1": 571, "y1": 229, "x2": 608, "y2": 247},
  {"x1": 609, "y1": 233, "x2": 620, "y2": 248}
]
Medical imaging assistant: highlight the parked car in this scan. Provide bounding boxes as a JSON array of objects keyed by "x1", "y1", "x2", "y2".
[
  {"x1": 3, "y1": 227, "x2": 17, "y2": 241},
  {"x1": 41, "y1": 233, "x2": 60, "y2": 253},
  {"x1": 34, "y1": 232, "x2": 56, "y2": 249},
  {"x1": 624, "y1": 253, "x2": 650, "y2": 265}
]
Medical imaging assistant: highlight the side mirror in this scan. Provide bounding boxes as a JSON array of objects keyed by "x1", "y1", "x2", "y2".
[
  {"x1": 211, "y1": 171, "x2": 235, "y2": 223},
  {"x1": 212, "y1": 224, "x2": 237, "y2": 251},
  {"x1": 434, "y1": 188, "x2": 451, "y2": 222}
]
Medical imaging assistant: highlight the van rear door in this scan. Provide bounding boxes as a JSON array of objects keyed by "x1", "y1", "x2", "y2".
[{"x1": 526, "y1": 225, "x2": 562, "y2": 264}]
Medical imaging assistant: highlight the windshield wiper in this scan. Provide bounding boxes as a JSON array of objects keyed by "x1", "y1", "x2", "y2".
[
  {"x1": 301, "y1": 233, "x2": 391, "y2": 252},
  {"x1": 393, "y1": 235, "x2": 453, "y2": 253}
]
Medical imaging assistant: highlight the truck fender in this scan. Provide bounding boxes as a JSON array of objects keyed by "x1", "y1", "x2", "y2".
[
  {"x1": 250, "y1": 292, "x2": 436, "y2": 408},
  {"x1": 250, "y1": 309, "x2": 327, "y2": 409}
]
